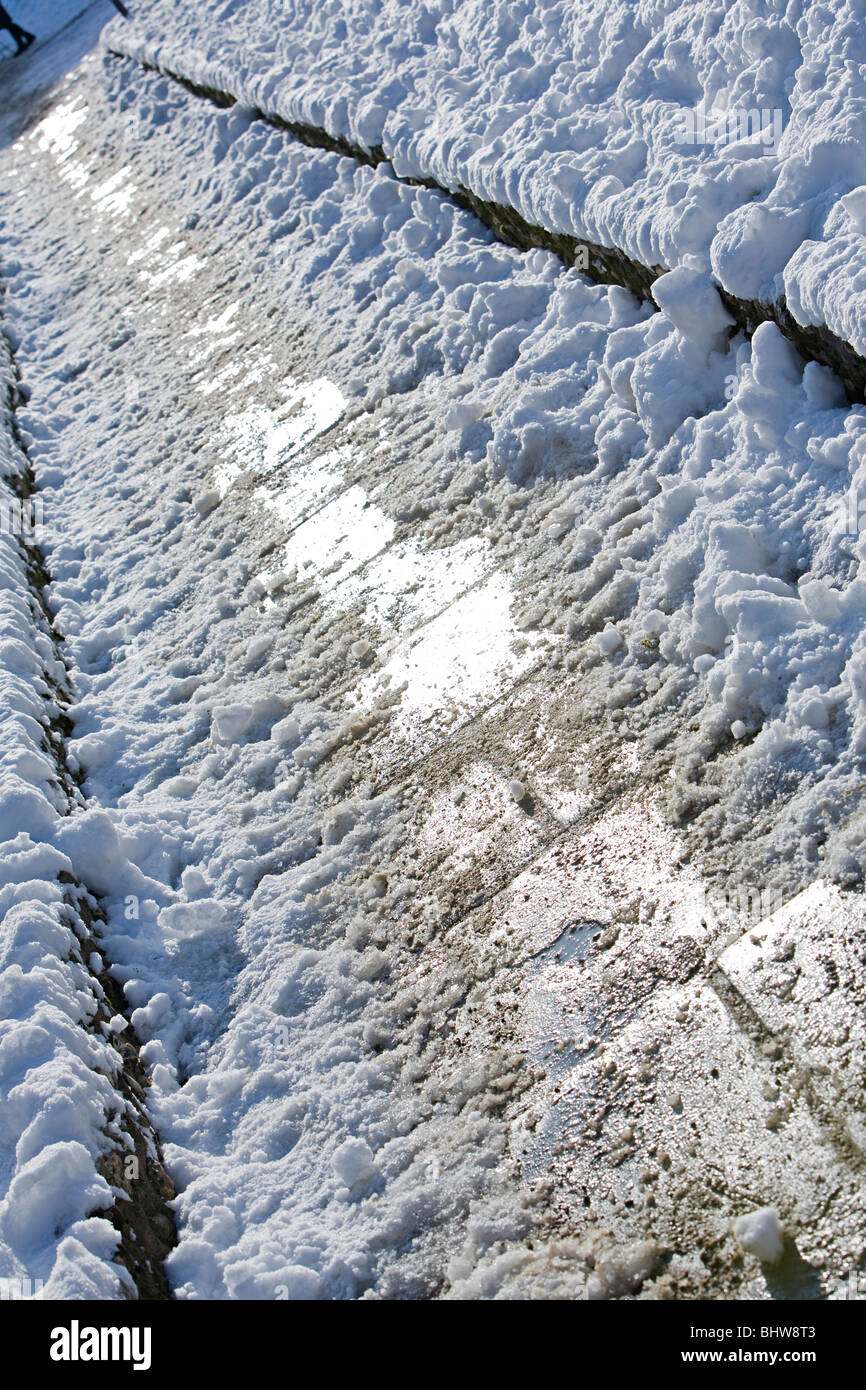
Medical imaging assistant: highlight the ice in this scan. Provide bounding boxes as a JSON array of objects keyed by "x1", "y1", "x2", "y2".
[
  {"x1": 353, "y1": 572, "x2": 549, "y2": 744},
  {"x1": 278, "y1": 485, "x2": 396, "y2": 592},
  {"x1": 220, "y1": 380, "x2": 346, "y2": 479},
  {"x1": 34, "y1": 98, "x2": 88, "y2": 163}
]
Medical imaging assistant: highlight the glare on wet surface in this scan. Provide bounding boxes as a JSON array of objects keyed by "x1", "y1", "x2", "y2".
[
  {"x1": 91, "y1": 167, "x2": 136, "y2": 217},
  {"x1": 334, "y1": 533, "x2": 490, "y2": 635},
  {"x1": 34, "y1": 96, "x2": 89, "y2": 161},
  {"x1": 208, "y1": 364, "x2": 551, "y2": 748},
  {"x1": 220, "y1": 378, "x2": 346, "y2": 476},
  {"x1": 279, "y1": 483, "x2": 396, "y2": 590},
  {"x1": 352, "y1": 571, "x2": 550, "y2": 734}
]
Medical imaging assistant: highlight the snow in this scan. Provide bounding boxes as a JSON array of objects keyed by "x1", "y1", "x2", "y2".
[
  {"x1": 594, "y1": 624, "x2": 623, "y2": 656},
  {"x1": 332, "y1": 1136, "x2": 379, "y2": 1190},
  {"x1": 0, "y1": 0, "x2": 865, "y2": 1301},
  {"x1": 1, "y1": 54, "x2": 575, "y2": 1299},
  {"x1": 0, "y1": 337, "x2": 132, "y2": 1298},
  {"x1": 109, "y1": 0, "x2": 866, "y2": 360},
  {"x1": 732, "y1": 1207, "x2": 785, "y2": 1265}
]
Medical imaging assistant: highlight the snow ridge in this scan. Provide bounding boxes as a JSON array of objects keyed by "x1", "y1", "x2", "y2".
[
  {"x1": 105, "y1": 0, "x2": 866, "y2": 391},
  {"x1": 0, "y1": 317, "x2": 176, "y2": 1300},
  {"x1": 105, "y1": 44, "x2": 866, "y2": 405}
]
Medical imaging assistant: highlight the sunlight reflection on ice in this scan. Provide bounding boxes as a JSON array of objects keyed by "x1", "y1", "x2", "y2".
[
  {"x1": 218, "y1": 373, "x2": 543, "y2": 739},
  {"x1": 221, "y1": 379, "x2": 345, "y2": 475},
  {"x1": 185, "y1": 302, "x2": 241, "y2": 366},
  {"x1": 334, "y1": 534, "x2": 489, "y2": 634},
  {"x1": 353, "y1": 572, "x2": 548, "y2": 724},
  {"x1": 254, "y1": 444, "x2": 351, "y2": 526},
  {"x1": 34, "y1": 98, "x2": 88, "y2": 162},
  {"x1": 278, "y1": 485, "x2": 396, "y2": 591},
  {"x1": 91, "y1": 168, "x2": 136, "y2": 217}
]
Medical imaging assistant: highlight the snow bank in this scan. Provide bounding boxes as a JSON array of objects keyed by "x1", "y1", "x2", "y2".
[
  {"x1": 110, "y1": 0, "x2": 866, "y2": 360},
  {"x1": 0, "y1": 332, "x2": 132, "y2": 1299}
]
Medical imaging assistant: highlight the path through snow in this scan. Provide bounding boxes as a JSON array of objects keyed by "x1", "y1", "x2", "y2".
[{"x1": 0, "y1": 4, "x2": 865, "y2": 1300}]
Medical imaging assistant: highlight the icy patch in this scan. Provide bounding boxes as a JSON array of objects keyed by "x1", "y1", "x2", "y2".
[
  {"x1": 144, "y1": 250, "x2": 206, "y2": 291},
  {"x1": 34, "y1": 98, "x2": 88, "y2": 163},
  {"x1": 184, "y1": 301, "x2": 241, "y2": 365},
  {"x1": 277, "y1": 484, "x2": 395, "y2": 592},
  {"x1": 334, "y1": 534, "x2": 490, "y2": 636},
  {"x1": 253, "y1": 445, "x2": 351, "y2": 537},
  {"x1": 91, "y1": 169, "x2": 136, "y2": 219},
  {"x1": 354, "y1": 572, "x2": 549, "y2": 737},
  {"x1": 220, "y1": 378, "x2": 346, "y2": 478}
]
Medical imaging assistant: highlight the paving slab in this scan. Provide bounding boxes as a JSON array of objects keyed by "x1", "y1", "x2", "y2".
[{"x1": 718, "y1": 882, "x2": 866, "y2": 1159}]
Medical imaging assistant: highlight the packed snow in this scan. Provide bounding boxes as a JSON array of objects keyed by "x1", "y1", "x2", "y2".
[{"x1": 732, "y1": 1206, "x2": 785, "y2": 1264}]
